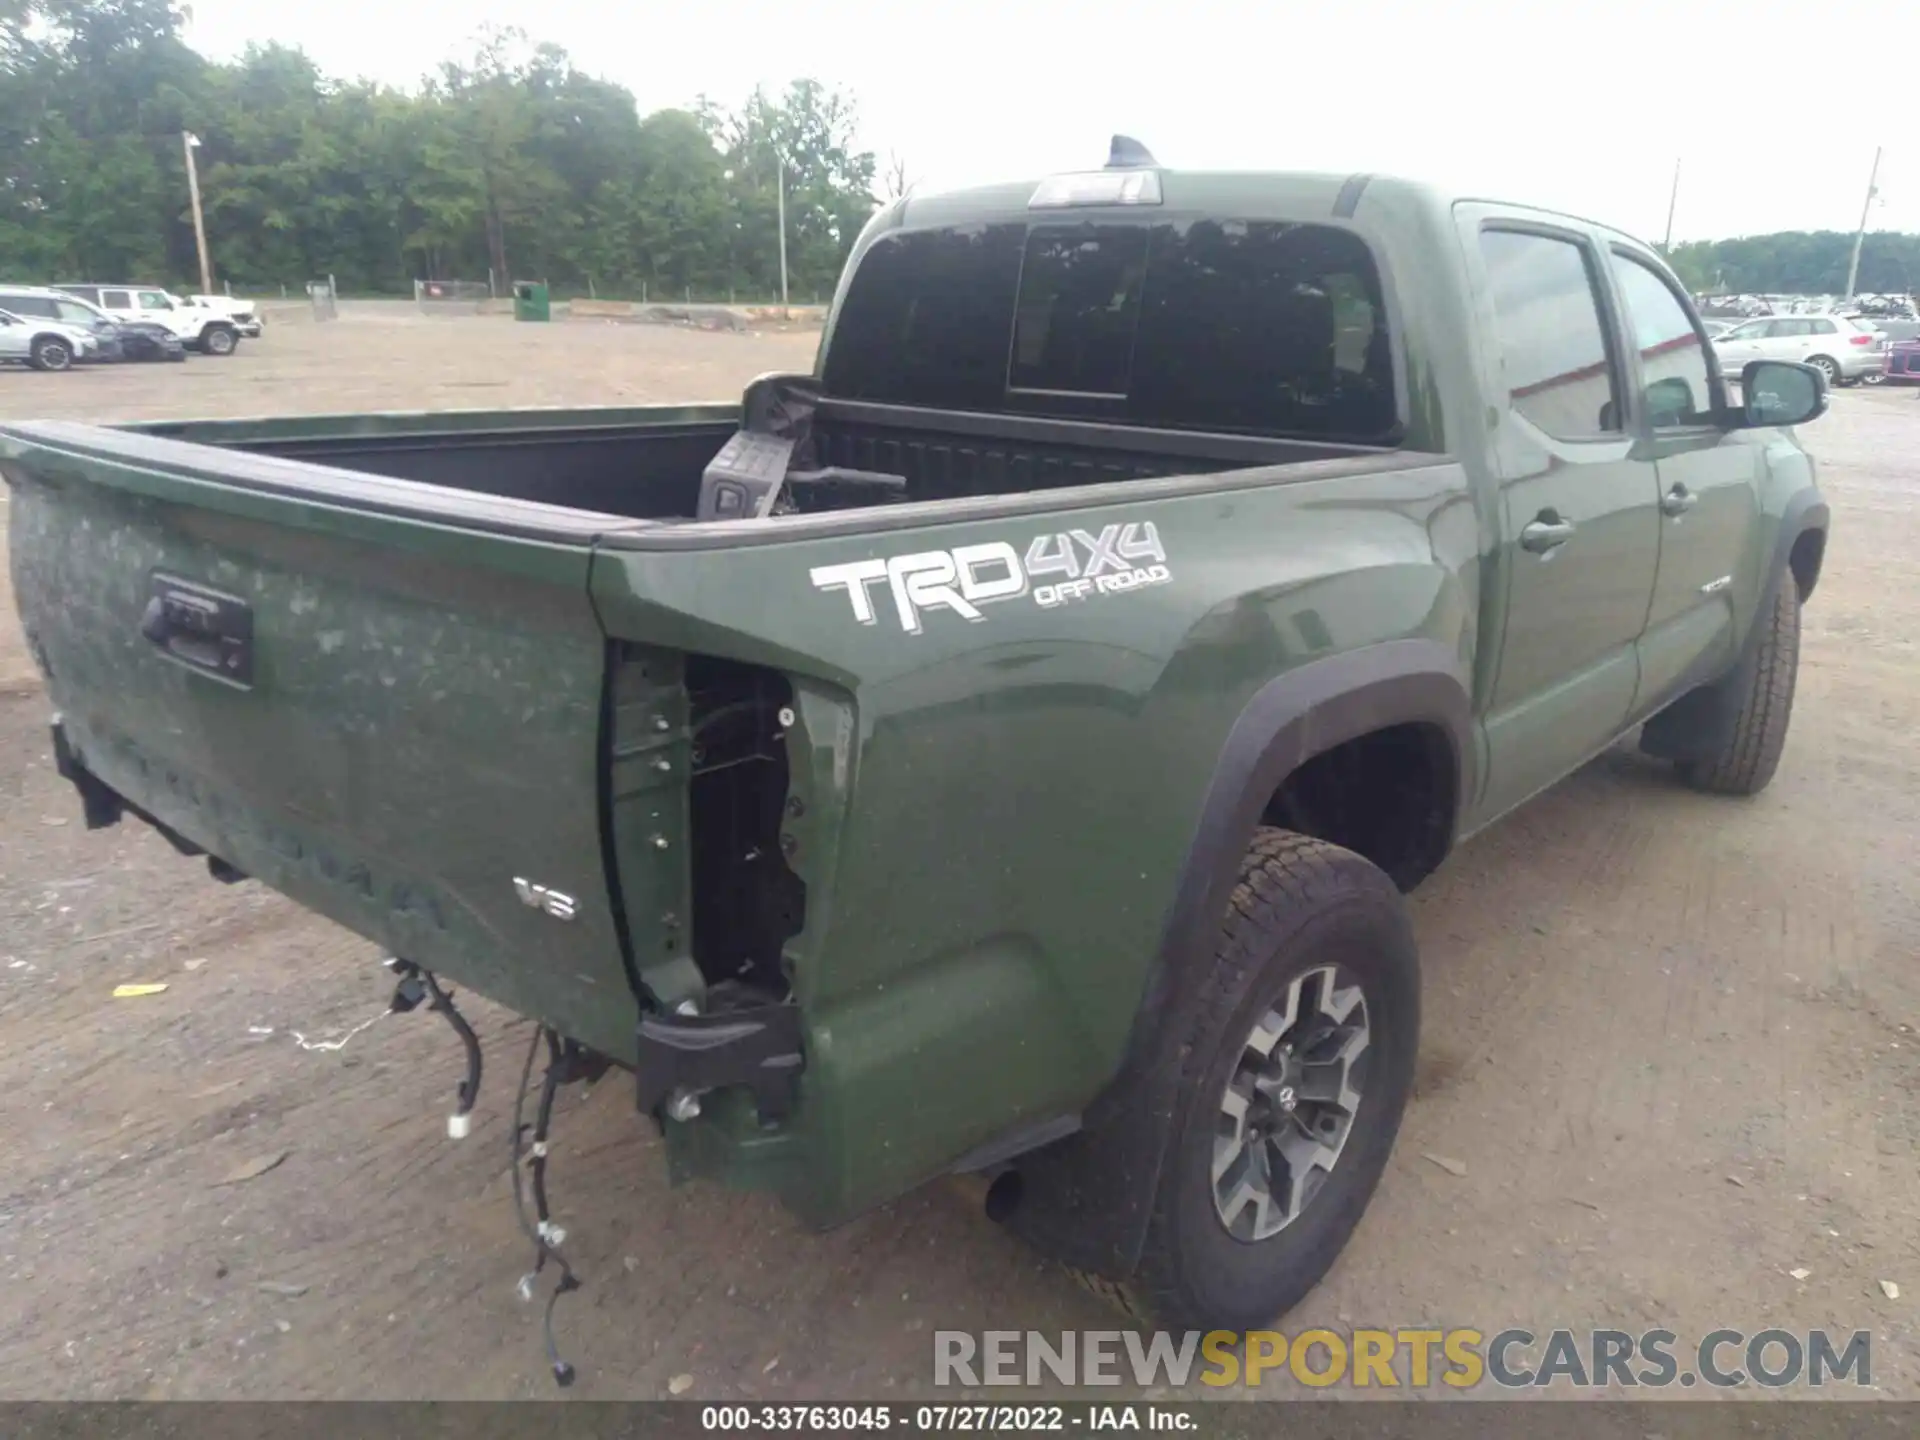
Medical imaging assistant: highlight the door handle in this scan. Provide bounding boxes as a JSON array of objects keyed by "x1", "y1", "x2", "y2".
[
  {"x1": 1520, "y1": 516, "x2": 1576, "y2": 554},
  {"x1": 1661, "y1": 485, "x2": 1698, "y2": 517}
]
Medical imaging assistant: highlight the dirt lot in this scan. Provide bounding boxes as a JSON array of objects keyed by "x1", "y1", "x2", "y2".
[{"x1": 0, "y1": 313, "x2": 1914, "y2": 1402}]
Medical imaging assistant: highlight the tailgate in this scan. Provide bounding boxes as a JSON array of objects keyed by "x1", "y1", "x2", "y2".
[{"x1": 3, "y1": 424, "x2": 650, "y2": 1061}]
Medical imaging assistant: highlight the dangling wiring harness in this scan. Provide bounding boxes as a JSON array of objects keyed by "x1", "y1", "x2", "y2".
[{"x1": 511, "y1": 1024, "x2": 594, "y2": 1387}]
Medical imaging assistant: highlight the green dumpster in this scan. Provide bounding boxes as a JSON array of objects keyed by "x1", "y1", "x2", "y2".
[{"x1": 512, "y1": 281, "x2": 550, "y2": 322}]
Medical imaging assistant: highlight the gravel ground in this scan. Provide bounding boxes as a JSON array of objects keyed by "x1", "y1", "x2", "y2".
[{"x1": 0, "y1": 314, "x2": 1914, "y2": 1401}]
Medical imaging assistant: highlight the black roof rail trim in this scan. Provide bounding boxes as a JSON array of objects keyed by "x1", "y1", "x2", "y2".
[{"x1": 1333, "y1": 173, "x2": 1373, "y2": 219}]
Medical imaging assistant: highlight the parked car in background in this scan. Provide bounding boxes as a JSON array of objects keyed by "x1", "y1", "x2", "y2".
[
  {"x1": 0, "y1": 286, "x2": 186, "y2": 364},
  {"x1": 1838, "y1": 317, "x2": 1915, "y2": 384},
  {"x1": 0, "y1": 286, "x2": 122, "y2": 362},
  {"x1": 1702, "y1": 319, "x2": 1736, "y2": 338},
  {"x1": 1712, "y1": 314, "x2": 1884, "y2": 386},
  {"x1": 1849, "y1": 294, "x2": 1919, "y2": 321},
  {"x1": 53, "y1": 284, "x2": 242, "y2": 356},
  {"x1": 1864, "y1": 318, "x2": 1920, "y2": 346},
  {"x1": 105, "y1": 318, "x2": 188, "y2": 363},
  {"x1": 1881, "y1": 333, "x2": 1920, "y2": 385},
  {"x1": 186, "y1": 294, "x2": 262, "y2": 338},
  {"x1": 0, "y1": 306, "x2": 99, "y2": 371}
]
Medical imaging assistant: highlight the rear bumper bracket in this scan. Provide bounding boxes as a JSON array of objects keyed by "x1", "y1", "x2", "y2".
[
  {"x1": 51, "y1": 720, "x2": 125, "y2": 830},
  {"x1": 634, "y1": 1000, "x2": 804, "y2": 1123}
]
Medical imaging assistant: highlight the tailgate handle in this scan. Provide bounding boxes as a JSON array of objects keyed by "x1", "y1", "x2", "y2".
[{"x1": 141, "y1": 576, "x2": 255, "y2": 687}]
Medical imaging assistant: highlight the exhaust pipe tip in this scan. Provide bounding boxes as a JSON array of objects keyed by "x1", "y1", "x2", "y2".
[
  {"x1": 950, "y1": 1167, "x2": 1025, "y2": 1224},
  {"x1": 983, "y1": 1168, "x2": 1024, "y2": 1224}
]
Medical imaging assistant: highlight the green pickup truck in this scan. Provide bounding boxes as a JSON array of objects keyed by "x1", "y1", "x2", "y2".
[{"x1": 2, "y1": 143, "x2": 1830, "y2": 1338}]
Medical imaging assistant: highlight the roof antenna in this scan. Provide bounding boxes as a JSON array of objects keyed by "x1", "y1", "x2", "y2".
[{"x1": 1106, "y1": 135, "x2": 1157, "y2": 169}]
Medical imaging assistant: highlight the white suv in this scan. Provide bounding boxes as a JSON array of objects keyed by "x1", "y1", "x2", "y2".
[
  {"x1": 0, "y1": 307, "x2": 100, "y2": 371},
  {"x1": 53, "y1": 284, "x2": 243, "y2": 356},
  {"x1": 1711, "y1": 313, "x2": 1885, "y2": 387}
]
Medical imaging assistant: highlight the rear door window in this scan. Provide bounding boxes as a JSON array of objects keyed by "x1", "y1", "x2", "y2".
[
  {"x1": 99, "y1": 290, "x2": 132, "y2": 311},
  {"x1": 3, "y1": 296, "x2": 56, "y2": 319},
  {"x1": 824, "y1": 217, "x2": 1396, "y2": 442},
  {"x1": 1477, "y1": 228, "x2": 1622, "y2": 441}
]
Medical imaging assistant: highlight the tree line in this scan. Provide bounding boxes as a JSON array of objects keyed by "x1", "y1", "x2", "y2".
[
  {"x1": 1666, "y1": 230, "x2": 1919, "y2": 298},
  {"x1": 6, "y1": 3, "x2": 1915, "y2": 304},
  {"x1": 0, "y1": 0, "x2": 885, "y2": 299}
]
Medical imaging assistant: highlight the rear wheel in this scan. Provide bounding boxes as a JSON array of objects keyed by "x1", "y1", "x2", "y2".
[
  {"x1": 29, "y1": 336, "x2": 74, "y2": 372},
  {"x1": 1806, "y1": 354, "x2": 1839, "y2": 386},
  {"x1": 201, "y1": 325, "x2": 238, "y2": 356},
  {"x1": 1069, "y1": 829, "x2": 1420, "y2": 1330},
  {"x1": 1680, "y1": 582, "x2": 1800, "y2": 796}
]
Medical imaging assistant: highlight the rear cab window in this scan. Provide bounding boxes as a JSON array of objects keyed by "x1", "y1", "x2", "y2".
[{"x1": 823, "y1": 215, "x2": 1398, "y2": 443}]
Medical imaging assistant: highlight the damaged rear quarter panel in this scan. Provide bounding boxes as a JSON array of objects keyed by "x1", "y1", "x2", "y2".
[{"x1": 591, "y1": 456, "x2": 1475, "y2": 1221}]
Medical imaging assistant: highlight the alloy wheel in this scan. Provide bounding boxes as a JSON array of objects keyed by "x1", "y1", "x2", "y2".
[{"x1": 1212, "y1": 964, "x2": 1371, "y2": 1242}]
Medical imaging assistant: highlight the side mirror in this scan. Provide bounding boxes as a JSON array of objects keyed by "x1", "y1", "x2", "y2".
[
  {"x1": 1646, "y1": 376, "x2": 1697, "y2": 427},
  {"x1": 1737, "y1": 360, "x2": 1827, "y2": 428}
]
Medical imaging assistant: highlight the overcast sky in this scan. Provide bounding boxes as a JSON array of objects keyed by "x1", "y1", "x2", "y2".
[{"x1": 182, "y1": 0, "x2": 1914, "y2": 250}]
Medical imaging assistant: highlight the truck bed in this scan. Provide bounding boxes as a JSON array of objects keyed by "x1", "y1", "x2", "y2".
[
  {"x1": 113, "y1": 395, "x2": 1387, "y2": 524},
  {"x1": 0, "y1": 395, "x2": 1428, "y2": 1072}
]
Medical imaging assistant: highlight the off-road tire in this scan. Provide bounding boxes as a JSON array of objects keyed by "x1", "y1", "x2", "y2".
[
  {"x1": 1681, "y1": 582, "x2": 1800, "y2": 796},
  {"x1": 1070, "y1": 829, "x2": 1420, "y2": 1331},
  {"x1": 200, "y1": 324, "x2": 238, "y2": 356},
  {"x1": 29, "y1": 336, "x2": 74, "y2": 372}
]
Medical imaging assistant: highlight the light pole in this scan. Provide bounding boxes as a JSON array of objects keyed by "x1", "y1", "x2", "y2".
[
  {"x1": 182, "y1": 131, "x2": 213, "y2": 295},
  {"x1": 1662, "y1": 157, "x2": 1681, "y2": 252},
  {"x1": 1843, "y1": 146, "x2": 1883, "y2": 300},
  {"x1": 775, "y1": 149, "x2": 789, "y2": 319}
]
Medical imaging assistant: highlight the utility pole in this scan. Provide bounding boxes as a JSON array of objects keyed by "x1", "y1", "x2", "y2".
[
  {"x1": 1662, "y1": 157, "x2": 1681, "y2": 252},
  {"x1": 776, "y1": 150, "x2": 789, "y2": 319},
  {"x1": 182, "y1": 131, "x2": 212, "y2": 295},
  {"x1": 1844, "y1": 146, "x2": 1883, "y2": 299}
]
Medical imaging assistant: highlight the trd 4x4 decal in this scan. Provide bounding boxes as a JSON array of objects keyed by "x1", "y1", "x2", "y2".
[{"x1": 810, "y1": 521, "x2": 1172, "y2": 634}]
